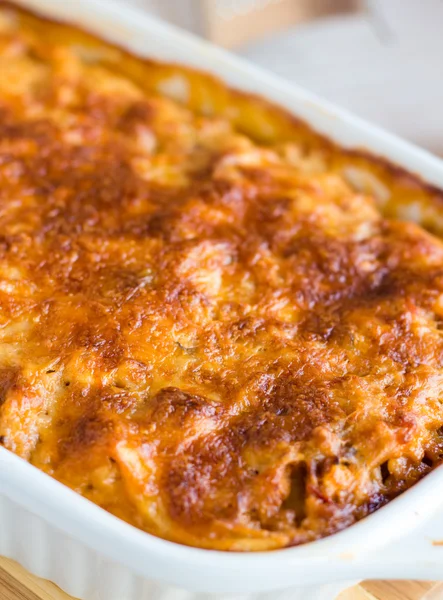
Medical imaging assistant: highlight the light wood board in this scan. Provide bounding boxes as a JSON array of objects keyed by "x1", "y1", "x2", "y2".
[{"x1": 1, "y1": 556, "x2": 442, "y2": 600}]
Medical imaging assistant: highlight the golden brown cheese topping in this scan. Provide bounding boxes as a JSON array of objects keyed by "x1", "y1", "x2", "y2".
[{"x1": 2, "y1": 2, "x2": 443, "y2": 551}]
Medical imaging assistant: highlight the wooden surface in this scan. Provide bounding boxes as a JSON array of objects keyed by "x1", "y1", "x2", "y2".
[
  {"x1": 201, "y1": 0, "x2": 359, "y2": 47},
  {"x1": 128, "y1": 0, "x2": 359, "y2": 48},
  {"x1": 1, "y1": 557, "x2": 442, "y2": 600},
  {"x1": 0, "y1": 558, "x2": 70, "y2": 600}
]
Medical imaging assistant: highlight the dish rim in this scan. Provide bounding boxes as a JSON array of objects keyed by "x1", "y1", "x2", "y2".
[{"x1": 2, "y1": 0, "x2": 443, "y2": 593}]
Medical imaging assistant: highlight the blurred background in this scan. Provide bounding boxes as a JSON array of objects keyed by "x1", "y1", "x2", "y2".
[{"x1": 127, "y1": 0, "x2": 442, "y2": 156}]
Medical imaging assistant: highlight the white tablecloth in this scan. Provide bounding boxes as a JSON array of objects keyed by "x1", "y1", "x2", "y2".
[{"x1": 240, "y1": 0, "x2": 443, "y2": 154}]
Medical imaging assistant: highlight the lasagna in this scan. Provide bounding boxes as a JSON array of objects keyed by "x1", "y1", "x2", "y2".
[{"x1": 1, "y1": 1, "x2": 443, "y2": 551}]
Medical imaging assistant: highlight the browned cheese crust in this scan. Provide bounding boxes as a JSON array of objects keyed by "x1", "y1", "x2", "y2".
[{"x1": 2, "y1": 2, "x2": 443, "y2": 551}]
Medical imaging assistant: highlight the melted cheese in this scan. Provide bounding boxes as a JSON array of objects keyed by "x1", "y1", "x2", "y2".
[{"x1": 1, "y1": 1, "x2": 443, "y2": 551}]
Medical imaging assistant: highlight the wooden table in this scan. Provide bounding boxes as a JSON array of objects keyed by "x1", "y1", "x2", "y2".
[{"x1": 0, "y1": 557, "x2": 441, "y2": 600}]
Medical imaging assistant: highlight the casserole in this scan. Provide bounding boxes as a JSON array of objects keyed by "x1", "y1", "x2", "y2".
[{"x1": 2, "y1": 0, "x2": 443, "y2": 598}]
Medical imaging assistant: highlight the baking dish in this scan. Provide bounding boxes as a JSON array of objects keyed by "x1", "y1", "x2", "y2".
[{"x1": 2, "y1": 1, "x2": 443, "y2": 598}]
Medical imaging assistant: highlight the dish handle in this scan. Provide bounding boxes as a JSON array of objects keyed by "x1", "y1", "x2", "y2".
[{"x1": 347, "y1": 507, "x2": 443, "y2": 582}]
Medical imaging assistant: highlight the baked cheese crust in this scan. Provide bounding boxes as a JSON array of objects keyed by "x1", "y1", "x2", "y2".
[{"x1": 1, "y1": 2, "x2": 443, "y2": 551}]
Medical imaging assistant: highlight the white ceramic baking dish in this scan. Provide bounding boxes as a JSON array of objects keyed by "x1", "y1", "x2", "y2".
[{"x1": 2, "y1": 1, "x2": 443, "y2": 599}]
